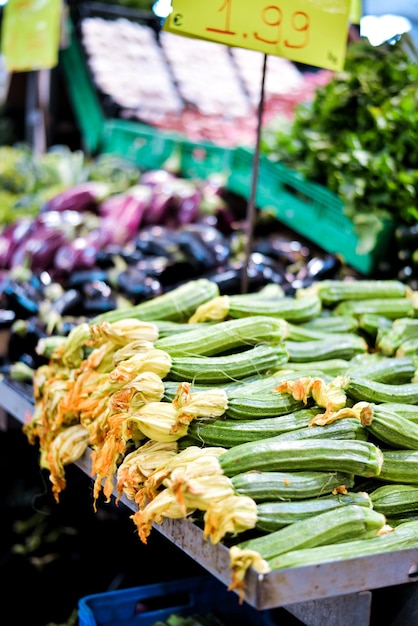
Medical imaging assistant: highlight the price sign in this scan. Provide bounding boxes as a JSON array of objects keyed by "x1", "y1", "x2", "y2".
[
  {"x1": 165, "y1": 0, "x2": 351, "y2": 71},
  {"x1": 1, "y1": 0, "x2": 62, "y2": 72},
  {"x1": 349, "y1": 0, "x2": 362, "y2": 25}
]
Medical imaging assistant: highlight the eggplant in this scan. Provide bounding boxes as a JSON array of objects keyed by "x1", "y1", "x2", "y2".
[
  {"x1": 7, "y1": 317, "x2": 49, "y2": 367},
  {"x1": 48, "y1": 288, "x2": 84, "y2": 317},
  {"x1": 98, "y1": 185, "x2": 152, "y2": 245},
  {"x1": 1, "y1": 278, "x2": 40, "y2": 318},
  {"x1": 9, "y1": 226, "x2": 69, "y2": 273},
  {"x1": 42, "y1": 181, "x2": 112, "y2": 213},
  {"x1": 0, "y1": 218, "x2": 33, "y2": 268},
  {"x1": 115, "y1": 268, "x2": 163, "y2": 303}
]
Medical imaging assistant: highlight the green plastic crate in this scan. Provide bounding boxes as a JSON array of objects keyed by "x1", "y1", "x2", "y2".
[
  {"x1": 59, "y1": 21, "x2": 105, "y2": 154},
  {"x1": 100, "y1": 119, "x2": 182, "y2": 171},
  {"x1": 227, "y1": 148, "x2": 395, "y2": 275},
  {"x1": 179, "y1": 140, "x2": 232, "y2": 180}
]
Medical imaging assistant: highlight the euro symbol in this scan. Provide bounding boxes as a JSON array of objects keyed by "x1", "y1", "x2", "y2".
[{"x1": 173, "y1": 13, "x2": 183, "y2": 26}]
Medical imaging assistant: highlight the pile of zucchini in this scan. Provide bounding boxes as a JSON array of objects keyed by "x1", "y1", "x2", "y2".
[{"x1": 25, "y1": 277, "x2": 418, "y2": 590}]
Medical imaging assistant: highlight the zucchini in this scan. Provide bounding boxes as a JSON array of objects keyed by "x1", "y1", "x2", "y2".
[
  {"x1": 378, "y1": 402, "x2": 418, "y2": 423},
  {"x1": 166, "y1": 343, "x2": 289, "y2": 384},
  {"x1": 186, "y1": 408, "x2": 319, "y2": 448},
  {"x1": 377, "y1": 318, "x2": 418, "y2": 355},
  {"x1": 231, "y1": 470, "x2": 355, "y2": 501},
  {"x1": 219, "y1": 438, "x2": 384, "y2": 478},
  {"x1": 227, "y1": 292, "x2": 322, "y2": 323},
  {"x1": 365, "y1": 405, "x2": 418, "y2": 450},
  {"x1": 154, "y1": 320, "x2": 217, "y2": 338},
  {"x1": 300, "y1": 279, "x2": 409, "y2": 306},
  {"x1": 277, "y1": 359, "x2": 351, "y2": 377},
  {"x1": 370, "y1": 484, "x2": 418, "y2": 516},
  {"x1": 302, "y1": 314, "x2": 359, "y2": 334},
  {"x1": 90, "y1": 278, "x2": 219, "y2": 324},
  {"x1": 345, "y1": 376, "x2": 418, "y2": 405},
  {"x1": 237, "y1": 505, "x2": 386, "y2": 562},
  {"x1": 396, "y1": 338, "x2": 418, "y2": 358},
  {"x1": 255, "y1": 492, "x2": 372, "y2": 532},
  {"x1": 224, "y1": 391, "x2": 307, "y2": 420},
  {"x1": 286, "y1": 323, "x2": 329, "y2": 342},
  {"x1": 268, "y1": 523, "x2": 418, "y2": 571},
  {"x1": 333, "y1": 296, "x2": 418, "y2": 320},
  {"x1": 284, "y1": 334, "x2": 367, "y2": 363},
  {"x1": 347, "y1": 356, "x2": 416, "y2": 385},
  {"x1": 154, "y1": 316, "x2": 288, "y2": 357},
  {"x1": 273, "y1": 417, "x2": 368, "y2": 443},
  {"x1": 379, "y1": 450, "x2": 418, "y2": 484},
  {"x1": 357, "y1": 313, "x2": 393, "y2": 340}
]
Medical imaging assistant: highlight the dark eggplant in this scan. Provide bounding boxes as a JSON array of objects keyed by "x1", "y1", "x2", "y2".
[
  {"x1": 114, "y1": 268, "x2": 163, "y2": 303},
  {"x1": 1, "y1": 279, "x2": 40, "y2": 318},
  {"x1": 48, "y1": 288, "x2": 84, "y2": 317},
  {"x1": 7, "y1": 317, "x2": 49, "y2": 367}
]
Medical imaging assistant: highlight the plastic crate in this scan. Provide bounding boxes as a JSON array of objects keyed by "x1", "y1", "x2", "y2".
[
  {"x1": 179, "y1": 140, "x2": 232, "y2": 180},
  {"x1": 100, "y1": 119, "x2": 182, "y2": 171},
  {"x1": 78, "y1": 575, "x2": 275, "y2": 626},
  {"x1": 227, "y1": 148, "x2": 395, "y2": 275},
  {"x1": 59, "y1": 21, "x2": 105, "y2": 154}
]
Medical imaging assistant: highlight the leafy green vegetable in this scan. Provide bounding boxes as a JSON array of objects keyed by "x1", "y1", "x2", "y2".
[{"x1": 261, "y1": 34, "x2": 418, "y2": 250}]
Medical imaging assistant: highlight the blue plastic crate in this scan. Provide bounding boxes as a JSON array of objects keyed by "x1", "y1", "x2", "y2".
[{"x1": 78, "y1": 575, "x2": 275, "y2": 626}]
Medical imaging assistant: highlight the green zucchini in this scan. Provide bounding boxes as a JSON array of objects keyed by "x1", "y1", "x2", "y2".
[
  {"x1": 219, "y1": 438, "x2": 384, "y2": 478},
  {"x1": 224, "y1": 391, "x2": 307, "y2": 420},
  {"x1": 333, "y1": 297, "x2": 418, "y2": 320},
  {"x1": 255, "y1": 492, "x2": 372, "y2": 532},
  {"x1": 273, "y1": 417, "x2": 368, "y2": 443},
  {"x1": 357, "y1": 313, "x2": 393, "y2": 340},
  {"x1": 370, "y1": 484, "x2": 418, "y2": 516},
  {"x1": 365, "y1": 405, "x2": 418, "y2": 450},
  {"x1": 345, "y1": 376, "x2": 418, "y2": 405},
  {"x1": 226, "y1": 292, "x2": 322, "y2": 323},
  {"x1": 377, "y1": 318, "x2": 418, "y2": 356},
  {"x1": 231, "y1": 470, "x2": 355, "y2": 501},
  {"x1": 378, "y1": 402, "x2": 418, "y2": 423},
  {"x1": 278, "y1": 359, "x2": 351, "y2": 377},
  {"x1": 237, "y1": 505, "x2": 386, "y2": 562},
  {"x1": 379, "y1": 450, "x2": 418, "y2": 484},
  {"x1": 166, "y1": 343, "x2": 289, "y2": 384},
  {"x1": 302, "y1": 314, "x2": 359, "y2": 334},
  {"x1": 186, "y1": 408, "x2": 319, "y2": 448},
  {"x1": 90, "y1": 278, "x2": 219, "y2": 324},
  {"x1": 301, "y1": 279, "x2": 409, "y2": 306},
  {"x1": 268, "y1": 523, "x2": 418, "y2": 571},
  {"x1": 284, "y1": 334, "x2": 368, "y2": 363},
  {"x1": 154, "y1": 320, "x2": 217, "y2": 338},
  {"x1": 347, "y1": 356, "x2": 416, "y2": 385},
  {"x1": 396, "y1": 338, "x2": 418, "y2": 358},
  {"x1": 154, "y1": 316, "x2": 288, "y2": 357}
]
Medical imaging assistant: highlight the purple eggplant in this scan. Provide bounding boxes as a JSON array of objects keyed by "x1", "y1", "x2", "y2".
[
  {"x1": 98, "y1": 185, "x2": 152, "y2": 246},
  {"x1": 54, "y1": 235, "x2": 99, "y2": 273},
  {"x1": 0, "y1": 218, "x2": 33, "y2": 268},
  {"x1": 9, "y1": 226, "x2": 70, "y2": 273},
  {"x1": 42, "y1": 181, "x2": 112, "y2": 213}
]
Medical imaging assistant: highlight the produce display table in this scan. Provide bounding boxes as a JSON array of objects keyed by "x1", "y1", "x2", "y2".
[{"x1": 2, "y1": 377, "x2": 418, "y2": 626}]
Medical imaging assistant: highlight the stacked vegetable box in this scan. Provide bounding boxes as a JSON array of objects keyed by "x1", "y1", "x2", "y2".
[{"x1": 19, "y1": 275, "x2": 418, "y2": 607}]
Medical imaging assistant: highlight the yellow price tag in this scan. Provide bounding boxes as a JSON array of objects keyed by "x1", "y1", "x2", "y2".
[
  {"x1": 1, "y1": 0, "x2": 62, "y2": 72},
  {"x1": 349, "y1": 0, "x2": 362, "y2": 25},
  {"x1": 165, "y1": 0, "x2": 351, "y2": 71}
]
